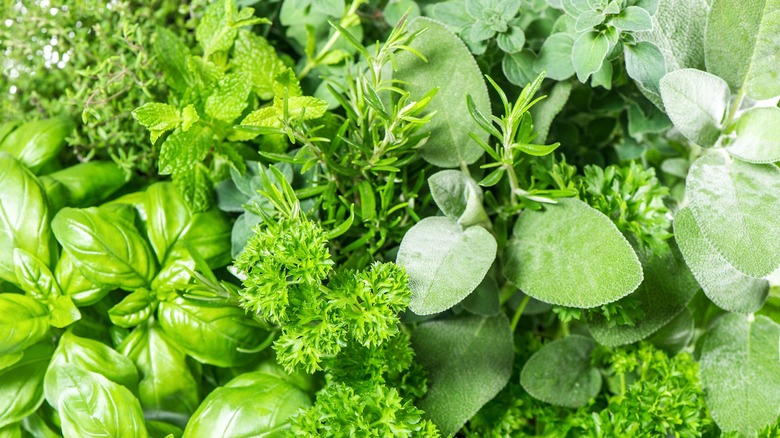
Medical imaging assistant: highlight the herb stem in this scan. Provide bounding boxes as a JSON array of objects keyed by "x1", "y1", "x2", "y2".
[
  {"x1": 510, "y1": 294, "x2": 531, "y2": 333},
  {"x1": 298, "y1": 0, "x2": 363, "y2": 79},
  {"x1": 723, "y1": 88, "x2": 746, "y2": 132}
]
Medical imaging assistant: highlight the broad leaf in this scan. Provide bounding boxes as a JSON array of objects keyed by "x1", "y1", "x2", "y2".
[
  {"x1": 635, "y1": 0, "x2": 708, "y2": 73},
  {"x1": 648, "y1": 308, "x2": 694, "y2": 355},
  {"x1": 700, "y1": 314, "x2": 780, "y2": 436},
  {"x1": 674, "y1": 207, "x2": 768, "y2": 313},
  {"x1": 397, "y1": 217, "x2": 497, "y2": 315},
  {"x1": 196, "y1": 0, "x2": 237, "y2": 57},
  {"x1": 611, "y1": 6, "x2": 653, "y2": 32},
  {"x1": 412, "y1": 314, "x2": 513, "y2": 436},
  {"x1": 503, "y1": 50, "x2": 539, "y2": 86},
  {"x1": 158, "y1": 126, "x2": 213, "y2": 175},
  {"x1": 183, "y1": 371, "x2": 311, "y2": 438},
  {"x1": 0, "y1": 153, "x2": 56, "y2": 286},
  {"x1": 587, "y1": 243, "x2": 698, "y2": 346},
  {"x1": 119, "y1": 323, "x2": 200, "y2": 417},
  {"x1": 0, "y1": 294, "x2": 49, "y2": 357},
  {"x1": 205, "y1": 74, "x2": 251, "y2": 122},
  {"x1": 572, "y1": 31, "x2": 608, "y2": 82},
  {"x1": 428, "y1": 170, "x2": 488, "y2": 226},
  {"x1": 726, "y1": 107, "x2": 780, "y2": 163},
  {"x1": 52, "y1": 207, "x2": 156, "y2": 290},
  {"x1": 0, "y1": 343, "x2": 51, "y2": 428},
  {"x1": 504, "y1": 198, "x2": 643, "y2": 308},
  {"x1": 394, "y1": 17, "x2": 490, "y2": 168},
  {"x1": 520, "y1": 335, "x2": 601, "y2": 407},
  {"x1": 686, "y1": 153, "x2": 780, "y2": 278},
  {"x1": 624, "y1": 42, "x2": 667, "y2": 108},
  {"x1": 55, "y1": 251, "x2": 111, "y2": 307},
  {"x1": 158, "y1": 296, "x2": 266, "y2": 367},
  {"x1": 705, "y1": 0, "x2": 780, "y2": 99},
  {"x1": 13, "y1": 248, "x2": 60, "y2": 301},
  {"x1": 108, "y1": 288, "x2": 156, "y2": 328},
  {"x1": 53, "y1": 365, "x2": 148, "y2": 437},
  {"x1": 659, "y1": 69, "x2": 729, "y2": 147},
  {"x1": 535, "y1": 33, "x2": 576, "y2": 81},
  {"x1": 230, "y1": 30, "x2": 287, "y2": 100},
  {"x1": 0, "y1": 117, "x2": 73, "y2": 174},
  {"x1": 154, "y1": 28, "x2": 192, "y2": 92}
]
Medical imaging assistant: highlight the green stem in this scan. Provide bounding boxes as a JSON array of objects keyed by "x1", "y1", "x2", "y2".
[
  {"x1": 298, "y1": 0, "x2": 362, "y2": 79},
  {"x1": 510, "y1": 294, "x2": 531, "y2": 333},
  {"x1": 723, "y1": 88, "x2": 746, "y2": 133}
]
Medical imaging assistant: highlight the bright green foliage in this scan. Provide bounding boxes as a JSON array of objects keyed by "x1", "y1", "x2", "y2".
[
  {"x1": 504, "y1": 198, "x2": 643, "y2": 308},
  {"x1": 579, "y1": 161, "x2": 671, "y2": 252},
  {"x1": 700, "y1": 314, "x2": 780, "y2": 436}
]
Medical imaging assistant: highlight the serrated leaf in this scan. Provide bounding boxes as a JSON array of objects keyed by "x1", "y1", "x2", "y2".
[
  {"x1": 588, "y1": 243, "x2": 698, "y2": 346},
  {"x1": 394, "y1": 18, "x2": 490, "y2": 168},
  {"x1": 205, "y1": 74, "x2": 251, "y2": 122},
  {"x1": 674, "y1": 207, "x2": 768, "y2": 313},
  {"x1": 535, "y1": 33, "x2": 575, "y2": 81},
  {"x1": 172, "y1": 166, "x2": 213, "y2": 213},
  {"x1": 572, "y1": 31, "x2": 608, "y2": 82},
  {"x1": 230, "y1": 30, "x2": 287, "y2": 100},
  {"x1": 412, "y1": 314, "x2": 513, "y2": 436},
  {"x1": 700, "y1": 314, "x2": 780, "y2": 436},
  {"x1": 611, "y1": 5, "x2": 653, "y2": 32},
  {"x1": 280, "y1": 96, "x2": 329, "y2": 121},
  {"x1": 158, "y1": 126, "x2": 213, "y2": 175},
  {"x1": 520, "y1": 335, "x2": 601, "y2": 407},
  {"x1": 196, "y1": 0, "x2": 238, "y2": 56},
  {"x1": 504, "y1": 198, "x2": 643, "y2": 308},
  {"x1": 686, "y1": 153, "x2": 780, "y2": 278},
  {"x1": 181, "y1": 105, "x2": 199, "y2": 131},
  {"x1": 726, "y1": 107, "x2": 780, "y2": 163},
  {"x1": 659, "y1": 69, "x2": 729, "y2": 147},
  {"x1": 154, "y1": 28, "x2": 192, "y2": 92},
  {"x1": 705, "y1": 0, "x2": 780, "y2": 100},
  {"x1": 132, "y1": 103, "x2": 180, "y2": 139},
  {"x1": 397, "y1": 217, "x2": 497, "y2": 315}
]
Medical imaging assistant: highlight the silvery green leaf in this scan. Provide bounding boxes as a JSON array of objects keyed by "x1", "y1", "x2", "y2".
[
  {"x1": 571, "y1": 31, "x2": 609, "y2": 82},
  {"x1": 659, "y1": 69, "x2": 729, "y2": 147},
  {"x1": 726, "y1": 107, "x2": 780, "y2": 163},
  {"x1": 535, "y1": 33, "x2": 576, "y2": 81}
]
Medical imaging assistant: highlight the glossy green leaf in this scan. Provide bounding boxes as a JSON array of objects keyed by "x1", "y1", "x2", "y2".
[
  {"x1": 0, "y1": 294, "x2": 49, "y2": 357},
  {"x1": 158, "y1": 296, "x2": 266, "y2": 367},
  {"x1": 39, "y1": 161, "x2": 128, "y2": 210},
  {"x1": 587, "y1": 243, "x2": 698, "y2": 346},
  {"x1": 119, "y1": 323, "x2": 200, "y2": 418},
  {"x1": 504, "y1": 198, "x2": 642, "y2": 308},
  {"x1": 52, "y1": 207, "x2": 156, "y2": 290},
  {"x1": 572, "y1": 31, "x2": 608, "y2": 82},
  {"x1": 53, "y1": 365, "x2": 148, "y2": 438},
  {"x1": 394, "y1": 17, "x2": 490, "y2": 168},
  {"x1": 183, "y1": 371, "x2": 311, "y2": 438},
  {"x1": 412, "y1": 314, "x2": 513, "y2": 436},
  {"x1": 520, "y1": 335, "x2": 601, "y2": 407},
  {"x1": 44, "y1": 331, "x2": 139, "y2": 405},
  {"x1": 13, "y1": 249, "x2": 59, "y2": 301},
  {"x1": 0, "y1": 343, "x2": 51, "y2": 428},
  {"x1": 0, "y1": 117, "x2": 73, "y2": 174},
  {"x1": 428, "y1": 170, "x2": 488, "y2": 227},
  {"x1": 705, "y1": 0, "x2": 780, "y2": 100},
  {"x1": 726, "y1": 107, "x2": 780, "y2": 163},
  {"x1": 686, "y1": 153, "x2": 780, "y2": 278},
  {"x1": 700, "y1": 314, "x2": 780, "y2": 436},
  {"x1": 54, "y1": 252, "x2": 110, "y2": 307},
  {"x1": 397, "y1": 217, "x2": 497, "y2": 315},
  {"x1": 674, "y1": 207, "x2": 768, "y2": 313},
  {"x1": 0, "y1": 153, "x2": 56, "y2": 286},
  {"x1": 108, "y1": 288, "x2": 156, "y2": 328}
]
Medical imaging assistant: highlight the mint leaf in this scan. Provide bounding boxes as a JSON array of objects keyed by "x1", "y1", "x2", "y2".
[
  {"x1": 659, "y1": 69, "x2": 729, "y2": 147},
  {"x1": 674, "y1": 207, "x2": 769, "y2": 313},
  {"x1": 397, "y1": 217, "x2": 496, "y2": 315},
  {"x1": 231, "y1": 30, "x2": 287, "y2": 100},
  {"x1": 196, "y1": 0, "x2": 238, "y2": 57},
  {"x1": 520, "y1": 335, "x2": 601, "y2": 408},
  {"x1": 158, "y1": 126, "x2": 213, "y2": 175},
  {"x1": 686, "y1": 153, "x2": 780, "y2": 278},
  {"x1": 181, "y1": 105, "x2": 199, "y2": 131},
  {"x1": 132, "y1": 103, "x2": 180, "y2": 142},
  {"x1": 154, "y1": 28, "x2": 192, "y2": 92},
  {"x1": 504, "y1": 198, "x2": 643, "y2": 308},
  {"x1": 700, "y1": 314, "x2": 780, "y2": 437},
  {"x1": 726, "y1": 107, "x2": 780, "y2": 163},
  {"x1": 205, "y1": 74, "x2": 251, "y2": 122}
]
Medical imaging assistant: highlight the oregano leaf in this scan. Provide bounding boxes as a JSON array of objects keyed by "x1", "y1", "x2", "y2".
[{"x1": 571, "y1": 31, "x2": 609, "y2": 82}]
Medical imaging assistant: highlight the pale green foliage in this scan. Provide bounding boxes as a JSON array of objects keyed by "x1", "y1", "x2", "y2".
[
  {"x1": 725, "y1": 107, "x2": 780, "y2": 163},
  {"x1": 659, "y1": 69, "x2": 729, "y2": 147},
  {"x1": 686, "y1": 153, "x2": 780, "y2": 278},
  {"x1": 426, "y1": 0, "x2": 524, "y2": 55},
  {"x1": 394, "y1": 18, "x2": 491, "y2": 168},
  {"x1": 674, "y1": 207, "x2": 769, "y2": 313},
  {"x1": 520, "y1": 335, "x2": 601, "y2": 408},
  {"x1": 504, "y1": 198, "x2": 643, "y2": 308},
  {"x1": 700, "y1": 314, "x2": 780, "y2": 436}
]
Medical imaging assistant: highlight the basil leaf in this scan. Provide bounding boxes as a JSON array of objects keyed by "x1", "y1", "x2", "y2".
[
  {"x1": 54, "y1": 251, "x2": 111, "y2": 307},
  {"x1": 158, "y1": 296, "x2": 267, "y2": 367},
  {"x1": 0, "y1": 153, "x2": 56, "y2": 286},
  {"x1": 504, "y1": 198, "x2": 643, "y2": 308},
  {"x1": 183, "y1": 371, "x2": 311, "y2": 438},
  {"x1": 0, "y1": 343, "x2": 51, "y2": 428},
  {"x1": 0, "y1": 294, "x2": 49, "y2": 358},
  {"x1": 12, "y1": 248, "x2": 60, "y2": 301},
  {"x1": 53, "y1": 365, "x2": 148, "y2": 438},
  {"x1": 119, "y1": 323, "x2": 200, "y2": 419},
  {"x1": 39, "y1": 161, "x2": 128, "y2": 210},
  {"x1": 52, "y1": 206, "x2": 156, "y2": 290},
  {"x1": 108, "y1": 288, "x2": 156, "y2": 328},
  {"x1": 412, "y1": 314, "x2": 513, "y2": 436},
  {"x1": 397, "y1": 217, "x2": 497, "y2": 315},
  {"x1": 520, "y1": 335, "x2": 601, "y2": 408},
  {"x1": 0, "y1": 117, "x2": 73, "y2": 174}
]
